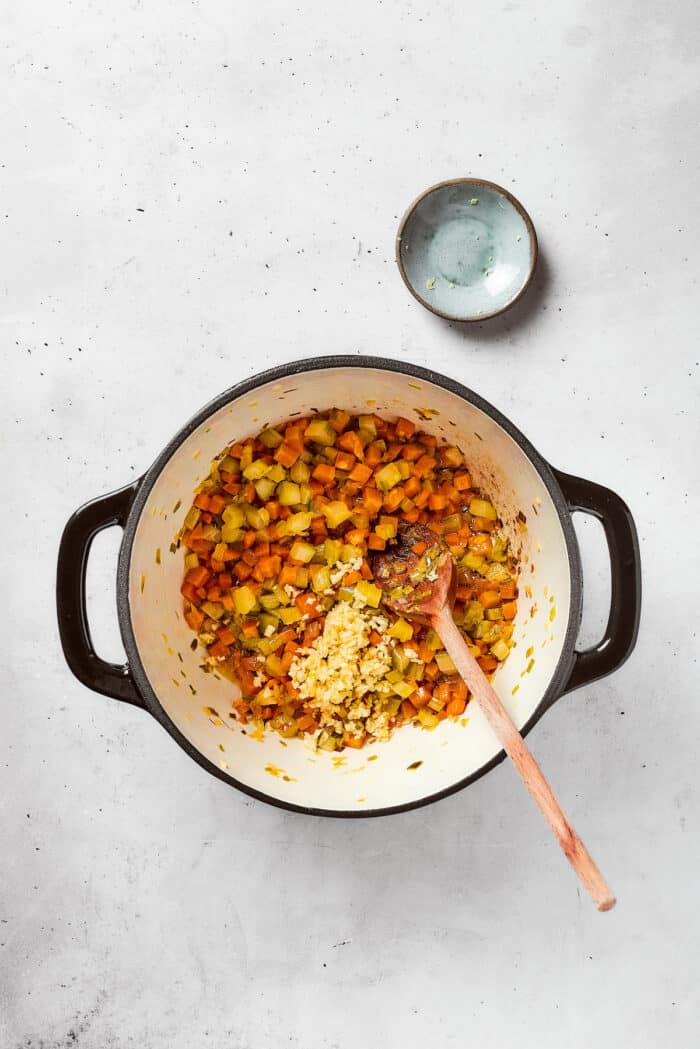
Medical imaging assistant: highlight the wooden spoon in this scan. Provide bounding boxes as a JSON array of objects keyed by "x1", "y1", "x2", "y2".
[{"x1": 374, "y1": 524, "x2": 616, "y2": 911}]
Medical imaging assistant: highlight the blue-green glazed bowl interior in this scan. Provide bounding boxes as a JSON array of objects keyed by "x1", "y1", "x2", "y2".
[{"x1": 397, "y1": 180, "x2": 537, "y2": 321}]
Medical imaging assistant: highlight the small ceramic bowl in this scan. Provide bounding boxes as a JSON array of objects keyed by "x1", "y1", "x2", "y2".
[{"x1": 396, "y1": 178, "x2": 538, "y2": 322}]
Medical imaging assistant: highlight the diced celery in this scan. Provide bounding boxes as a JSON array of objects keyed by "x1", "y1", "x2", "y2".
[
  {"x1": 201, "y1": 601, "x2": 224, "y2": 620},
  {"x1": 258, "y1": 612, "x2": 279, "y2": 634},
  {"x1": 219, "y1": 455, "x2": 241, "y2": 475},
  {"x1": 392, "y1": 680, "x2": 416, "y2": 699},
  {"x1": 271, "y1": 714, "x2": 299, "y2": 738},
  {"x1": 392, "y1": 647, "x2": 411, "y2": 674},
  {"x1": 221, "y1": 523, "x2": 243, "y2": 543},
  {"x1": 255, "y1": 477, "x2": 276, "y2": 502},
  {"x1": 277, "y1": 481, "x2": 301, "y2": 506},
  {"x1": 304, "y1": 419, "x2": 336, "y2": 446},
  {"x1": 266, "y1": 463, "x2": 286, "y2": 484},
  {"x1": 277, "y1": 606, "x2": 302, "y2": 625},
  {"x1": 358, "y1": 415, "x2": 377, "y2": 438},
  {"x1": 233, "y1": 585, "x2": 258, "y2": 615},
  {"x1": 375, "y1": 518, "x2": 398, "y2": 541},
  {"x1": 321, "y1": 501, "x2": 352, "y2": 529},
  {"x1": 435, "y1": 651, "x2": 457, "y2": 673},
  {"x1": 239, "y1": 444, "x2": 253, "y2": 470},
  {"x1": 461, "y1": 601, "x2": 485, "y2": 631},
  {"x1": 355, "y1": 580, "x2": 382, "y2": 607},
  {"x1": 272, "y1": 585, "x2": 291, "y2": 606},
  {"x1": 222, "y1": 503, "x2": 245, "y2": 527},
  {"x1": 324, "y1": 538, "x2": 343, "y2": 565},
  {"x1": 442, "y1": 446, "x2": 464, "y2": 467},
  {"x1": 489, "y1": 535, "x2": 509, "y2": 563},
  {"x1": 184, "y1": 553, "x2": 199, "y2": 571},
  {"x1": 258, "y1": 427, "x2": 284, "y2": 449},
  {"x1": 244, "y1": 506, "x2": 270, "y2": 531},
  {"x1": 468, "y1": 497, "x2": 498, "y2": 520},
  {"x1": 417, "y1": 708, "x2": 439, "y2": 729},
  {"x1": 298, "y1": 483, "x2": 313, "y2": 505},
  {"x1": 289, "y1": 540, "x2": 315, "y2": 563},
  {"x1": 491, "y1": 639, "x2": 510, "y2": 662},
  {"x1": 258, "y1": 593, "x2": 281, "y2": 611},
  {"x1": 374, "y1": 463, "x2": 403, "y2": 492},
  {"x1": 286, "y1": 511, "x2": 313, "y2": 535},
  {"x1": 290, "y1": 460, "x2": 310, "y2": 483},
  {"x1": 462, "y1": 552, "x2": 485, "y2": 571},
  {"x1": 486, "y1": 608, "x2": 503, "y2": 621},
  {"x1": 183, "y1": 506, "x2": 201, "y2": 530},
  {"x1": 264, "y1": 653, "x2": 285, "y2": 677},
  {"x1": 385, "y1": 668, "x2": 402, "y2": 684},
  {"x1": 442, "y1": 513, "x2": 462, "y2": 533},
  {"x1": 340, "y1": 544, "x2": 357, "y2": 562},
  {"x1": 294, "y1": 567, "x2": 309, "y2": 588},
  {"x1": 311, "y1": 566, "x2": 332, "y2": 593},
  {"x1": 388, "y1": 618, "x2": 413, "y2": 642},
  {"x1": 243, "y1": 459, "x2": 272, "y2": 481},
  {"x1": 424, "y1": 628, "x2": 444, "y2": 651},
  {"x1": 257, "y1": 636, "x2": 282, "y2": 656},
  {"x1": 336, "y1": 587, "x2": 355, "y2": 602},
  {"x1": 484, "y1": 562, "x2": 511, "y2": 582},
  {"x1": 350, "y1": 510, "x2": 370, "y2": 531},
  {"x1": 396, "y1": 460, "x2": 411, "y2": 479}
]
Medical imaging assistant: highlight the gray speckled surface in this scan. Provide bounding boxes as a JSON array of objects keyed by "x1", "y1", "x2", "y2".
[{"x1": 2, "y1": 1, "x2": 699, "y2": 1046}]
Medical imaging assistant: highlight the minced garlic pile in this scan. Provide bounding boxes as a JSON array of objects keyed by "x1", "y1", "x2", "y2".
[{"x1": 289, "y1": 601, "x2": 398, "y2": 743}]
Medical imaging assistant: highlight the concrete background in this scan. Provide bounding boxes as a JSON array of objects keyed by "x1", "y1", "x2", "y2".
[{"x1": 2, "y1": 1, "x2": 698, "y2": 1046}]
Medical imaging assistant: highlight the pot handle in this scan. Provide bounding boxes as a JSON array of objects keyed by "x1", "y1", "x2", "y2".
[
  {"x1": 57, "y1": 481, "x2": 145, "y2": 708},
  {"x1": 554, "y1": 469, "x2": 641, "y2": 693}
]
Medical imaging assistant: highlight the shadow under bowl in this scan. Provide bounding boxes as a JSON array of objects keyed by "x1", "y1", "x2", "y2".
[{"x1": 396, "y1": 178, "x2": 538, "y2": 322}]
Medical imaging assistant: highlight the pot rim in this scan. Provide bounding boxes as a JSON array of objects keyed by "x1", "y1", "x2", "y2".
[{"x1": 116, "y1": 355, "x2": 582, "y2": 818}]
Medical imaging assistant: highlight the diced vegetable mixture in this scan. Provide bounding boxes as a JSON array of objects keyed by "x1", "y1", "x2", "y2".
[{"x1": 178, "y1": 410, "x2": 519, "y2": 751}]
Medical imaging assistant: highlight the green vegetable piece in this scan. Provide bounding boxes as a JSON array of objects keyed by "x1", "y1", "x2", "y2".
[
  {"x1": 388, "y1": 617, "x2": 413, "y2": 642},
  {"x1": 255, "y1": 477, "x2": 276, "y2": 502},
  {"x1": 289, "y1": 540, "x2": 315, "y2": 563},
  {"x1": 277, "y1": 606, "x2": 302, "y2": 625},
  {"x1": 258, "y1": 427, "x2": 284, "y2": 449},
  {"x1": 233, "y1": 585, "x2": 258, "y2": 616},
  {"x1": 286, "y1": 511, "x2": 313, "y2": 535},
  {"x1": 183, "y1": 506, "x2": 201, "y2": 531},
  {"x1": 201, "y1": 601, "x2": 224, "y2": 621},
  {"x1": 242, "y1": 459, "x2": 272, "y2": 481},
  {"x1": 417, "y1": 708, "x2": 439, "y2": 729},
  {"x1": 324, "y1": 538, "x2": 343, "y2": 565},
  {"x1": 468, "y1": 497, "x2": 498, "y2": 520},
  {"x1": 435, "y1": 651, "x2": 457, "y2": 673},
  {"x1": 392, "y1": 680, "x2": 416, "y2": 699},
  {"x1": 424, "y1": 628, "x2": 444, "y2": 651},
  {"x1": 374, "y1": 463, "x2": 403, "y2": 492},
  {"x1": 304, "y1": 419, "x2": 337, "y2": 446},
  {"x1": 277, "y1": 481, "x2": 302, "y2": 506},
  {"x1": 290, "y1": 459, "x2": 310, "y2": 484},
  {"x1": 221, "y1": 523, "x2": 243, "y2": 543},
  {"x1": 258, "y1": 593, "x2": 281, "y2": 611},
  {"x1": 358, "y1": 415, "x2": 377, "y2": 438},
  {"x1": 491, "y1": 639, "x2": 510, "y2": 662},
  {"x1": 222, "y1": 503, "x2": 245, "y2": 527},
  {"x1": 355, "y1": 580, "x2": 382, "y2": 607},
  {"x1": 321, "y1": 501, "x2": 352, "y2": 529}
]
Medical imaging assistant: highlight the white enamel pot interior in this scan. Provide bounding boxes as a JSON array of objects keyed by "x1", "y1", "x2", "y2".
[{"x1": 58, "y1": 357, "x2": 641, "y2": 816}]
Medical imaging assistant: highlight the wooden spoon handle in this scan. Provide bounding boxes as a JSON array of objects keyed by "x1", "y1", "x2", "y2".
[{"x1": 433, "y1": 606, "x2": 616, "y2": 911}]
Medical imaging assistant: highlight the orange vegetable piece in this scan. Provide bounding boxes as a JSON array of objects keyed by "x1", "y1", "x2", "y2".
[
  {"x1": 349, "y1": 462, "x2": 372, "y2": 484},
  {"x1": 446, "y1": 696, "x2": 467, "y2": 717},
  {"x1": 395, "y1": 417, "x2": 416, "y2": 440},
  {"x1": 501, "y1": 600, "x2": 518, "y2": 620},
  {"x1": 478, "y1": 590, "x2": 501, "y2": 609},
  {"x1": 274, "y1": 442, "x2": 301, "y2": 467}
]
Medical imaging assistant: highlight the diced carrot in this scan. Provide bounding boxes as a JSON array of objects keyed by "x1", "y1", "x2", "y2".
[
  {"x1": 428, "y1": 492, "x2": 448, "y2": 511},
  {"x1": 208, "y1": 641, "x2": 230, "y2": 660},
  {"x1": 194, "y1": 492, "x2": 210, "y2": 511},
  {"x1": 383, "y1": 486, "x2": 405, "y2": 512},
  {"x1": 362, "y1": 488, "x2": 383, "y2": 514},
  {"x1": 499, "y1": 581, "x2": 517, "y2": 599},
  {"x1": 349, "y1": 462, "x2": 372, "y2": 484},
  {"x1": 478, "y1": 590, "x2": 501, "y2": 609},
  {"x1": 186, "y1": 565, "x2": 210, "y2": 588},
  {"x1": 343, "y1": 570, "x2": 362, "y2": 585},
  {"x1": 312, "y1": 462, "x2": 336, "y2": 485},
  {"x1": 334, "y1": 450, "x2": 356, "y2": 471},
  {"x1": 454, "y1": 471, "x2": 472, "y2": 490},
  {"x1": 369, "y1": 629, "x2": 384, "y2": 645},
  {"x1": 296, "y1": 714, "x2": 317, "y2": 732},
  {"x1": 295, "y1": 592, "x2": 322, "y2": 619},
  {"x1": 367, "y1": 532, "x2": 386, "y2": 551},
  {"x1": 468, "y1": 533, "x2": 492, "y2": 555},
  {"x1": 404, "y1": 476, "x2": 421, "y2": 497},
  {"x1": 411, "y1": 541, "x2": 427, "y2": 556},
  {"x1": 414, "y1": 454, "x2": 437, "y2": 477},
  {"x1": 501, "y1": 600, "x2": 518, "y2": 620},
  {"x1": 400, "y1": 443, "x2": 423, "y2": 461},
  {"x1": 345, "y1": 528, "x2": 368, "y2": 546},
  {"x1": 343, "y1": 732, "x2": 366, "y2": 749},
  {"x1": 217, "y1": 626, "x2": 236, "y2": 646},
  {"x1": 240, "y1": 619, "x2": 260, "y2": 638},
  {"x1": 221, "y1": 593, "x2": 235, "y2": 612},
  {"x1": 446, "y1": 696, "x2": 467, "y2": 717},
  {"x1": 401, "y1": 699, "x2": 417, "y2": 719},
  {"x1": 208, "y1": 494, "x2": 227, "y2": 515},
  {"x1": 395, "y1": 417, "x2": 416, "y2": 440},
  {"x1": 338, "y1": 430, "x2": 364, "y2": 458},
  {"x1": 402, "y1": 507, "x2": 420, "y2": 522},
  {"x1": 478, "y1": 655, "x2": 499, "y2": 673},
  {"x1": 365, "y1": 443, "x2": 383, "y2": 467},
  {"x1": 234, "y1": 561, "x2": 253, "y2": 582},
  {"x1": 411, "y1": 685, "x2": 432, "y2": 708},
  {"x1": 184, "y1": 605, "x2": 205, "y2": 631},
  {"x1": 279, "y1": 564, "x2": 298, "y2": 586},
  {"x1": 424, "y1": 661, "x2": 440, "y2": 680},
  {"x1": 274, "y1": 442, "x2": 301, "y2": 467},
  {"x1": 181, "y1": 582, "x2": 199, "y2": 603},
  {"x1": 360, "y1": 560, "x2": 373, "y2": 580}
]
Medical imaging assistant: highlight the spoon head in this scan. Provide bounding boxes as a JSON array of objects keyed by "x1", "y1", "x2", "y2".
[{"x1": 373, "y1": 523, "x2": 456, "y2": 620}]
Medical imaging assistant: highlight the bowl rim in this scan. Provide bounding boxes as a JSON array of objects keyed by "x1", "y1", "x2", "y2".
[
  {"x1": 116, "y1": 355, "x2": 580, "y2": 818},
  {"x1": 395, "y1": 177, "x2": 539, "y2": 322}
]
